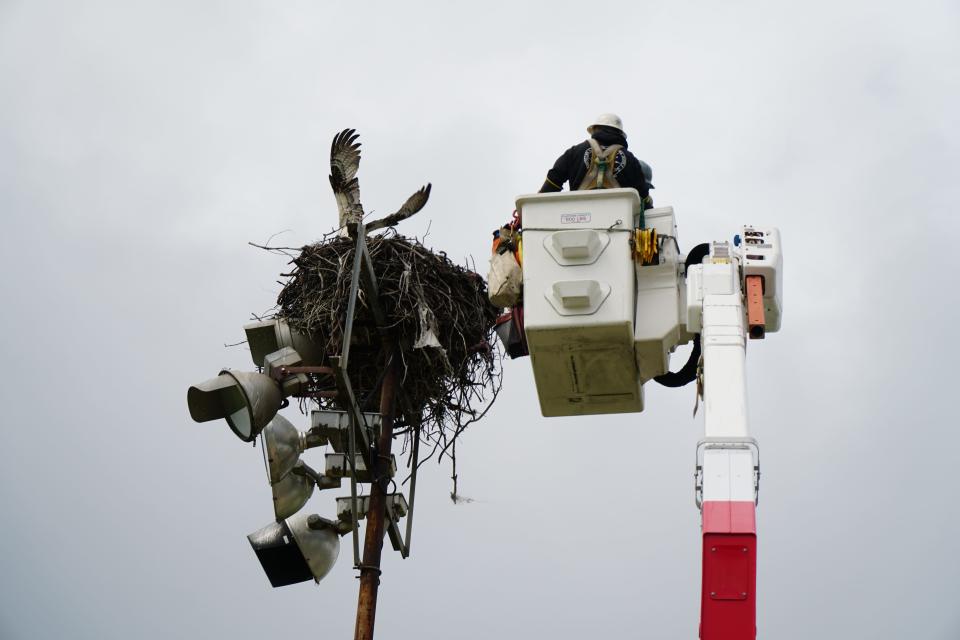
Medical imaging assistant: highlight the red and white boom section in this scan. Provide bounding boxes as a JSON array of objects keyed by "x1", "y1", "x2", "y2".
[
  {"x1": 513, "y1": 189, "x2": 784, "y2": 640},
  {"x1": 689, "y1": 232, "x2": 782, "y2": 640}
]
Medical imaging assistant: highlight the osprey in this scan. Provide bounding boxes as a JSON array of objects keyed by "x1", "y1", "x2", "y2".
[{"x1": 329, "y1": 128, "x2": 431, "y2": 233}]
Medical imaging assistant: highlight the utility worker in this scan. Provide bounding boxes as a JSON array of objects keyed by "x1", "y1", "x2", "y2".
[{"x1": 539, "y1": 113, "x2": 654, "y2": 209}]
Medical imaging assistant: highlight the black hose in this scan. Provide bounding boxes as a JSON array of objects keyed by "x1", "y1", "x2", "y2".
[
  {"x1": 652, "y1": 243, "x2": 710, "y2": 388},
  {"x1": 683, "y1": 242, "x2": 710, "y2": 276},
  {"x1": 653, "y1": 334, "x2": 700, "y2": 387}
]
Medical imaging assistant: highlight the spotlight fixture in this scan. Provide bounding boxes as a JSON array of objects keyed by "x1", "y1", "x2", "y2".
[
  {"x1": 244, "y1": 319, "x2": 324, "y2": 368},
  {"x1": 187, "y1": 342, "x2": 313, "y2": 443},
  {"x1": 248, "y1": 513, "x2": 345, "y2": 587},
  {"x1": 262, "y1": 415, "x2": 306, "y2": 483},
  {"x1": 271, "y1": 460, "x2": 342, "y2": 521},
  {"x1": 187, "y1": 370, "x2": 284, "y2": 442}
]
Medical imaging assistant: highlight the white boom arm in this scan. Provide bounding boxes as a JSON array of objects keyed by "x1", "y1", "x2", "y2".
[
  {"x1": 688, "y1": 230, "x2": 782, "y2": 640},
  {"x1": 512, "y1": 191, "x2": 783, "y2": 639}
]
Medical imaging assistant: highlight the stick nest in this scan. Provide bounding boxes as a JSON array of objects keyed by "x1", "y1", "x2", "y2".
[{"x1": 271, "y1": 232, "x2": 502, "y2": 457}]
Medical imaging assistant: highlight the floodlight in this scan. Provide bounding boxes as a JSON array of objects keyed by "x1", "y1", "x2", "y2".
[
  {"x1": 262, "y1": 415, "x2": 338, "y2": 483},
  {"x1": 272, "y1": 462, "x2": 315, "y2": 520},
  {"x1": 187, "y1": 370, "x2": 283, "y2": 442},
  {"x1": 248, "y1": 512, "x2": 341, "y2": 587},
  {"x1": 262, "y1": 415, "x2": 306, "y2": 483},
  {"x1": 272, "y1": 461, "x2": 342, "y2": 521},
  {"x1": 244, "y1": 319, "x2": 324, "y2": 368}
]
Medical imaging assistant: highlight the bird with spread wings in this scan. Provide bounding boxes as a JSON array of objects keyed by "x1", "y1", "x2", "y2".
[{"x1": 329, "y1": 128, "x2": 432, "y2": 234}]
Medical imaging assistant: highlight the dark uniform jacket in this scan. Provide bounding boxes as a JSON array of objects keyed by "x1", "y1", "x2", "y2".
[{"x1": 540, "y1": 128, "x2": 652, "y2": 201}]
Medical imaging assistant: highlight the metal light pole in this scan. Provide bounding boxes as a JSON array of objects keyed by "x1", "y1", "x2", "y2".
[{"x1": 354, "y1": 347, "x2": 399, "y2": 640}]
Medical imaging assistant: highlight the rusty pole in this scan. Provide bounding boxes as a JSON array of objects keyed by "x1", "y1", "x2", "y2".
[{"x1": 354, "y1": 350, "x2": 399, "y2": 640}]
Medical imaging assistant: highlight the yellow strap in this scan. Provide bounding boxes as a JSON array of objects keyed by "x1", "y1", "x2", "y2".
[{"x1": 633, "y1": 228, "x2": 658, "y2": 265}]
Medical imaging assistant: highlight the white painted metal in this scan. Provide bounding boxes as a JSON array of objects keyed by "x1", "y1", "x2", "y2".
[
  {"x1": 694, "y1": 243, "x2": 761, "y2": 505},
  {"x1": 517, "y1": 190, "x2": 642, "y2": 416},
  {"x1": 740, "y1": 226, "x2": 783, "y2": 333},
  {"x1": 542, "y1": 229, "x2": 611, "y2": 265},
  {"x1": 694, "y1": 438, "x2": 760, "y2": 509},
  {"x1": 685, "y1": 264, "x2": 704, "y2": 334},
  {"x1": 545, "y1": 279, "x2": 612, "y2": 315},
  {"x1": 643, "y1": 206, "x2": 678, "y2": 237},
  {"x1": 518, "y1": 188, "x2": 641, "y2": 231},
  {"x1": 634, "y1": 207, "x2": 687, "y2": 382},
  {"x1": 701, "y1": 449, "x2": 756, "y2": 502},
  {"x1": 698, "y1": 248, "x2": 749, "y2": 439}
]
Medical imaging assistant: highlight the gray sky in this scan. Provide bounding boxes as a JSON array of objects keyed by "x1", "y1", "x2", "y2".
[{"x1": 2, "y1": 1, "x2": 959, "y2": 638}]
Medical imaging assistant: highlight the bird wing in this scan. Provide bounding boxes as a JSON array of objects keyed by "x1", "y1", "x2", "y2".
[
  {"x1": 366, "y1": 183, "x2": 432, "y2": 232},
  {"x1": 329, "y1": 128, "x2": 364, "y2": 226}
]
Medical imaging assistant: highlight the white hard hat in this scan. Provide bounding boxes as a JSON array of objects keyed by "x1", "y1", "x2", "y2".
[{"x1": 587, "y1": 113, "x2": 624, "y2": 136}]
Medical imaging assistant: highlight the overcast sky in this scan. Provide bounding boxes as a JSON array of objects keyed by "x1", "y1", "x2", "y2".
[{"x1": 2, "y1": 1, "x2": 959, "y2": 638}]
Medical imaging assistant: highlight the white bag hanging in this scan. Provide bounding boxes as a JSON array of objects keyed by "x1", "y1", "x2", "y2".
[{"x1": 487, "y1": 250, "x2": 522, "y2": 308}]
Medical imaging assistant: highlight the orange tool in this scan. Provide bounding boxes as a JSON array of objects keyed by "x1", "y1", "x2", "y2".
[{"x1": 745, "y1": 275, "x2": 765, "y2": 339}]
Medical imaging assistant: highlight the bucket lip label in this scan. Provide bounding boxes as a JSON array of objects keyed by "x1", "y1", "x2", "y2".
[{"x1": 560, "y1": 213, "x2": 591, "y2": 224}]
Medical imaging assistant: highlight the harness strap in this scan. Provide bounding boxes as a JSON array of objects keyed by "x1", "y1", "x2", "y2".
[{"x1": 578, "y1": 138, "x2": 623, "y2": 190}]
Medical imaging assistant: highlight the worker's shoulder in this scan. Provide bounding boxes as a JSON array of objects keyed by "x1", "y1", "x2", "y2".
[
  {"x1": 552, "y1": 140, "x2": 590, "y2": 166},
  {"x1": 564, "y1": 139, "x2": 591, "y2": 155},
  {"x1": 623, "y1": 148, "x2": 650, "y2": 168}
]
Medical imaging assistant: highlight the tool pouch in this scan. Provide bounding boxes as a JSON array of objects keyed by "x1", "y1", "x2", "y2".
[
  {"x1": 494, "y1": 310, "x2": 529, "y2": 359},
  {"x1": 488, "y1": 245, "x2": 522, "y2": 308}
]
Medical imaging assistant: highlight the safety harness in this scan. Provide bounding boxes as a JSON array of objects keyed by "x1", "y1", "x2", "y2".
[{"x1": 577, "y1": 138, "x2": 623, "y2": 190}]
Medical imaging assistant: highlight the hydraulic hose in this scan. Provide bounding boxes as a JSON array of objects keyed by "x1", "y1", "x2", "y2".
[
  {"x1": 653, "y1": 335, "x2": 700, "y2": 388},
  {"x1": 652, "y1": 243, "x2": 710, "y2": 388}
]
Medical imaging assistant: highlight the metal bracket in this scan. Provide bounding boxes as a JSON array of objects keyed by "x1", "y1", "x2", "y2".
[
  {"x1": 387, "y1": 421, "x2": 420, "y2": 558},
  {"x1": 694, "y1": 437, "x2": 760, "y2": 509},
  {"x1": 330, "y1": 222, "x2": 410, "y2": 566}
]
